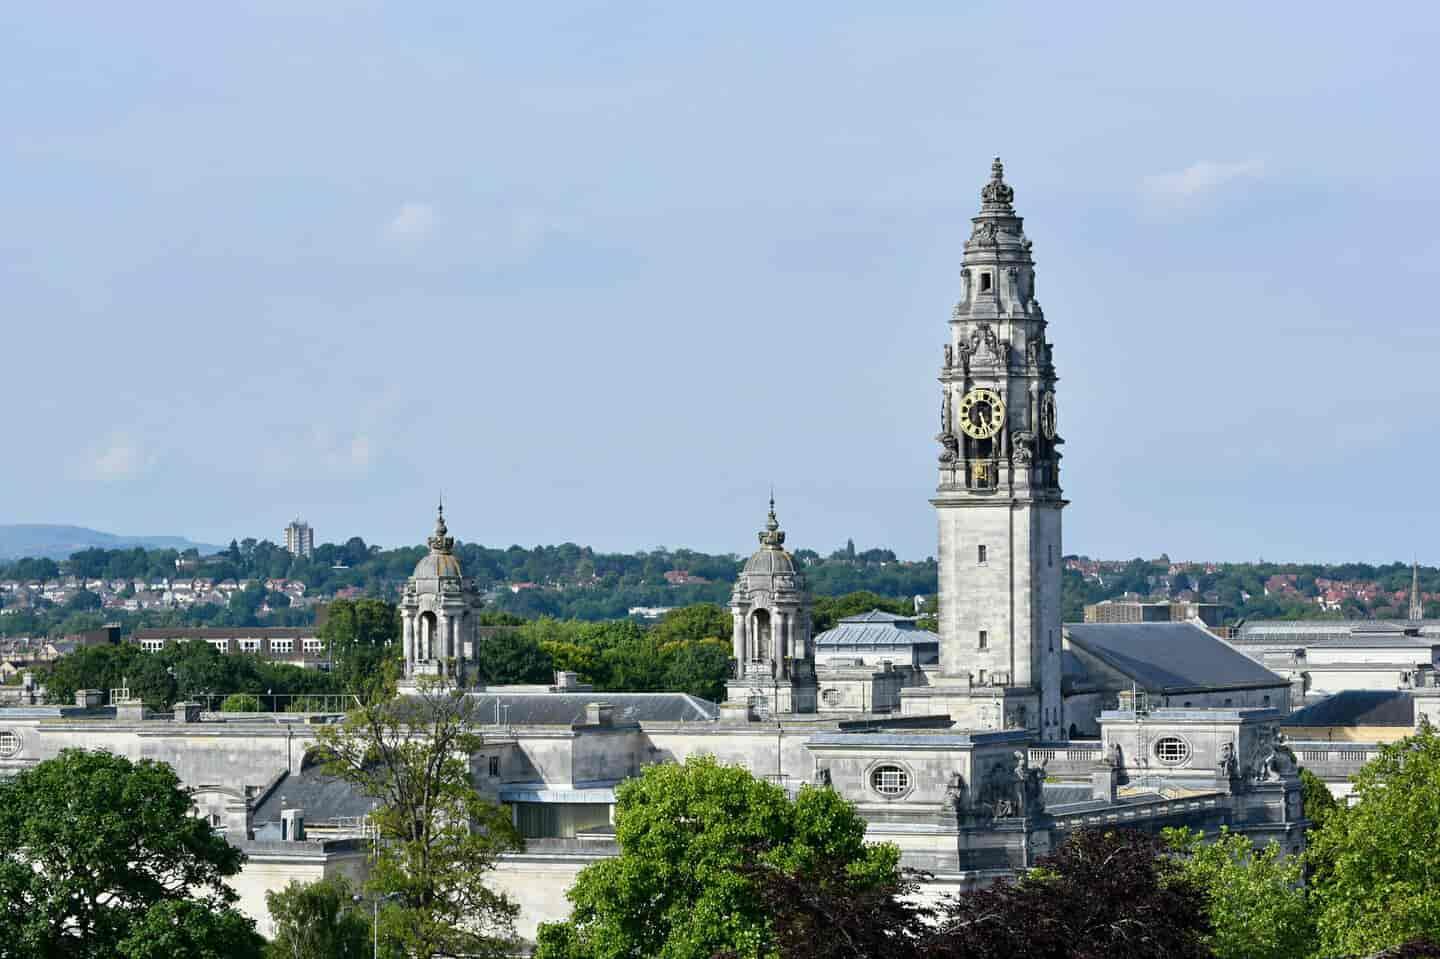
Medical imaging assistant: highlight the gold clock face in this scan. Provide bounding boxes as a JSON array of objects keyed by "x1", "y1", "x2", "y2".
[
  {"x1": 958, "y1": 388, "x2": 1006, "y2": 440},
  {"x1": 1040, "y1": 391, "x2": 1057, "y2": 440}
]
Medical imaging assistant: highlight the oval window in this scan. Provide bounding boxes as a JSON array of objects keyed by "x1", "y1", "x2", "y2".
[
  {"x1": 821, "y1": 688, "x2": 841, "y2": 707},
  {"x1": 870, "y1": 764, "x2": 910, "y2": 797},
  {"x1": 1154, "y1": 736, "x2": 1191, "y2": 766},
  {"x1": 0, "y1": 730, "x2": 18, "y2": 758}
]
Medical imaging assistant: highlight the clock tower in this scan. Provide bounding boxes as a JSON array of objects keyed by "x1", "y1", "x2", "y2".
[{"x1": 901, "y1": 159, "x2": 1065, "y2": 741}]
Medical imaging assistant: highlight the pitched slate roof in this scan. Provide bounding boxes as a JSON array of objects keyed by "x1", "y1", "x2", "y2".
[
  {"x1": 1284, "y1": 689, "x2": 1414, "y2": 728},
  {"x1": 252, "y1": 767, "x2": 376, "y2": 824},
  {"x1": 1064, "y1": 622, "x2": 1287, "y2": 693}
]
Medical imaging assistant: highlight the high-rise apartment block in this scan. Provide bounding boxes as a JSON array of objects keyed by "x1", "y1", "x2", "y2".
[{"x1": 284, "y1": 519, "x2": 314, "y2": 558}]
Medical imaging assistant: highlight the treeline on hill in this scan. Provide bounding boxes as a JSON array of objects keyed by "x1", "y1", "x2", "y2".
[
  {"x1": 33, "y1": 593, "x2": 917, "y2": 707},
  {"x1": 1063, "y1": 556, "x2": 1440, "y2": 623},
  {"x1": 0, "y1": 537, "x2": 937, "y2": 636}
]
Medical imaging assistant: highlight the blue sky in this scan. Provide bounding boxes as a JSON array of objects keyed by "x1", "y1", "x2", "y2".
[{"x1": 4, "y1": 3, "x2": 1439, "y2": 563}]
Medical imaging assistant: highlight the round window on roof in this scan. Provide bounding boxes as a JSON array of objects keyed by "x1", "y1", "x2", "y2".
[
  {"x1": 1154, "y1": 736, "x2": 1191, "y2": 766},
  {"x1": 870, "y1": 764, "x2": 910, "y2": 797},
  {"x1": 0, "y1": 730, "x2": 18, "y2": 758}
]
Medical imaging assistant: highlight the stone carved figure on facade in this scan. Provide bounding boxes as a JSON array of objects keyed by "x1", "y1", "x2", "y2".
[
  {"x1": 1012, "y1": 430, "x2": 1035, "y2": 465},
  {"x1": 943, "y1": 771, "x2": 967, "y2": 811},
  {"x1": 943, "y1": 343, "x2": 953, "y2": 370},
  {"x1": 937, "y1": 395, "x2": 959, "y2": 463},
  {"x1": 1012, "y1": 750, "x2": 1047, "y2": 818},
  {"x1": 1216, "y1": 742, "x2": 1238, "y2": 781},
  {"x1": 972, "y1": 221, "x2": 998, "y2": 246},
  {"x1": 815, "y1": 766, "x2": 832, "y2": 788}
]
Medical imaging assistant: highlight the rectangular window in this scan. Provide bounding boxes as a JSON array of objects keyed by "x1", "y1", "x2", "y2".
[
  {"x1": 271, "y1": 639, "x2": 294, "y2": 654},
  {"x1": 978, "y1": 669, "x2": 987, "y2": 685},
  {"x1": 978, "y1": 630, "x2": 988, "y2": 650},
  {"x1": 239, "y1": 639, "x2": 260, "y2": 653},
  {"x1": 977, "y1": 545, "x2": 987, "y2": 564},
  {"x1": 1048, "y1": 545, "x2": 1054, "y2": 568},
  {"x1": 302, "y1": 639, "x2": 323, "y2": 653},
  {"x1": 488, "y1": 756, "x2": 500, "y2": 777},
  {"x1": 979, "y1": 272, "x2": 992, "y2": 292},
  {"x1": 1049, "y1": 629, "x2": 1055, "y2": 653}
]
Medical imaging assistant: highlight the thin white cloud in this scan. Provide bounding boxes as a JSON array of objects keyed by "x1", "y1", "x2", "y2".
[
  {"x1": 1140, "y1": 160, "x2": 1264, "y2": 209},
  {"x1": 83, "y1": 432, "x2": 151, "y2": 481},
  {"x1": 385, "y1": 202, "x2": 435, "y2": 239}
]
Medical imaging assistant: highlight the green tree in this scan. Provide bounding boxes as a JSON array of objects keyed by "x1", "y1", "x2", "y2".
[
  {"x1": 535, "y1": 755, "x2": 900, "y2": 959},
  {"x1": 1299, "y1": 767, "x2": 1339, "y2": 831},
  {"x1": 1311, "y1": 722, "x2": 1440, "y2": 956},
  {"x1": 1165, "y1": 827, "x2": 1314, "y2": 959},
  {"x1": 477, "y1": 628, "x2": 554, "y2": 685},
  {"x1": 320, "y1": 598, "x2": 401, "y2": 690},
  {"x1": 650, "y1": 603, "x2": 730, "y2": 646},
  {"x1": 221, "y1": 693, "x2": 262, "y2": 712},
  {"x1": 0, "y1": 749, "x2": 253, "y2": 959},
  {"x1": 662, "y1": 638, "x2": 731, "y2": 702},
  {"x1": 117, "y1": 899, "x2": 264, "y2": 959},
  {"x1": 315, "y1": 680, "x2": 523, "y2": 958},
  {"x1": 265, "y1": 875, "x2": 371, "y2": 959}
]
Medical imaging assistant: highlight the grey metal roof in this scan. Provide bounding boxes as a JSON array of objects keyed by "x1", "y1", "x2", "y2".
[
  {"x1": 816, "y1": 611, "x2": 939, "y2": 649},
  {"x1": 465, "y1": 692, "x2": 718, "y2": 725},
  {"x1": 841, "y1": 611, "x2": 915, "y2": 625},
  {"x1": 253, "y1": 767, "x2": 376, "y2": 824},
  {"x1": 1064, "y1": 623, "x2": 1287, "y2": 693},
  {"x1": 1236, "y1": 620, "x2": 1440, "y2": 645},
  {"x1": 1285, "y1": 690, "x2": 1414, "y2": 728}
]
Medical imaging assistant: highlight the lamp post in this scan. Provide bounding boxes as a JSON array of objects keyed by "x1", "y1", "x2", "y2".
[{"x1": 354, "y1": 892, "x2": 400, "y2": 959}]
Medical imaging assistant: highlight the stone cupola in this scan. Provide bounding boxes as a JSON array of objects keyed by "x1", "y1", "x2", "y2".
[
  {"x1": 725, "y1": 498, "x2": 816, "y2": 715},
  {"x1": 399, "y1": 504, "x2": 484, "y2": 687}
]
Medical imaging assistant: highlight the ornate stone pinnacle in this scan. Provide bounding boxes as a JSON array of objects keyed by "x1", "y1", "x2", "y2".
[
  {"x1": 427, "y1": 503, "x2": 455, "y2": 554},
  {"x1": 980, "y1": 155, "x2": 1015, "y2": 212},
  {"x1": 759, "y1": 497, "x2": 786, "y2": 549}
]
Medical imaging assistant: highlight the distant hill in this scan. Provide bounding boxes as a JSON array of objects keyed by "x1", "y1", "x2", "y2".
[{"x1": 0, "y1": 525, "x2": 223, "y2": 561}]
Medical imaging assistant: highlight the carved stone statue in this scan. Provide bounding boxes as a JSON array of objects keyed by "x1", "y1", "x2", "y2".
[
  {"x1": 815, "y1": 766, "x2": 832, "y2": 788},
  {"x1": 943, "y1": 771, "x2": 967, "y2": 810},
  {"x1": 1216, "y1": 742, "x2": 1238, "y2": 781},
  {"x1": 1011, "y1": 750, "x2": 1047, "y2": 818},
  {"x1": 1012, "y1": 430, "x2": 1035, "y2": 465},
  {"x1": 943, "y1": 343, "x2": 953, "y2": 369}
]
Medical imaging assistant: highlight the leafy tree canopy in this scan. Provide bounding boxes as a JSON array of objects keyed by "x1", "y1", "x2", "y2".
[
  {"x1": 1165, "y1": 827, "x2": 1313, "y2": 959},
  {"x1": 535, "y1": 755, "x2": 900, "y2": 959},
  {"x1": 1311, "y1": 722, "x2": 1440, "y2": 956},
  {"x1": 0, "y1": 748, "x2": 258, "y2": 959},
  {"x1": 264, "y1": 875, "x2": 371, "y2": 959},
  {"x1": 316, "y1": 681, "x2": 522, "y2": 958}
]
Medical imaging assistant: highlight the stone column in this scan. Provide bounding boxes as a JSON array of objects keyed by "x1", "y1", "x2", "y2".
[
  {"x1": 779, "y1": 613, "x2": 790, "y2": 677},
  {"x1": 402, "y1": 615, "x2": 414, "y2": 675},
  {"x1": 732, "y1": 611, "x2": 745, "y2": 669}
]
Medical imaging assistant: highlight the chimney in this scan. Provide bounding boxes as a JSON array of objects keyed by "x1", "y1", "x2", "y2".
[
  {"x1": 75, "y1": 689, "x2": 103, "y2": 708},
  {"x1": 280, "y1": 807, "x2": 305, "y2": 841},
  {"x1": 174, "y1": 702, "x2": 202, "y2": 724},
  {"x1": 584, "y1": 702, "x2": 614, "y2": 727}
]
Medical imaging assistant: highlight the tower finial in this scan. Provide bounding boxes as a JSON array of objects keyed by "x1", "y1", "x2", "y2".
[
  {"x1": 428, "y1": 500, "x2": 453, "y2": 553},
  {"x1": 1411, "y1": 560, "x2": 1424, "y2": 622},
  {"x1": 979, "y1": 155, "x2": 1015, "y2": 212},
  {"x1": 759, "y1": 494, "x2": 784, "y2": 548}
]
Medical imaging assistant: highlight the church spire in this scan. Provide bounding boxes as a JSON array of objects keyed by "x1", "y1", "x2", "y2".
[{"x1": 1411, "y1": 561, "x2": 1424, "y2": 622}]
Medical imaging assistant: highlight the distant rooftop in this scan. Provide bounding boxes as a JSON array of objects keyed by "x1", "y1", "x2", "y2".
[
  {"x1": 1065, "y1": 622, "x2": 1287, "y2": 693},
  {"x1": 1284, "y1": 690, "x2": 1414, "y2": 728},
  {"x1": 816, "y1": 609, "x2": 938, "y2": 651},
  {"x1": 464, "y1": 691, "x2": 718, "y2": 725}
]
